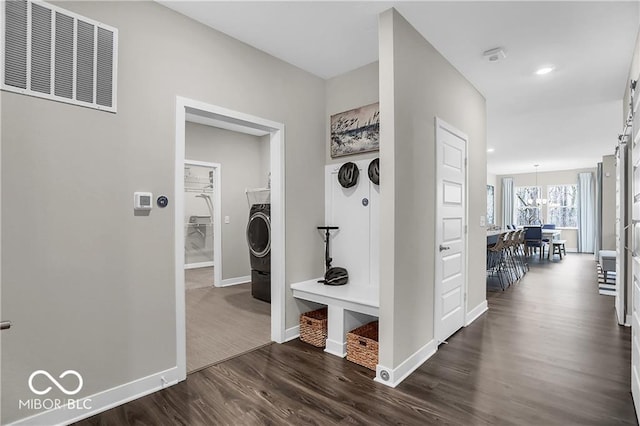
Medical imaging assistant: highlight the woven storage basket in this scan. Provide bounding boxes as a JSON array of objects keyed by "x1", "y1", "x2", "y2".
[
  {"x1": 299, "y1": 307, "x2": 328, "y2": 347},
  {"x1": 346, "y1": 321, "x2": 379, "y2": 370}
]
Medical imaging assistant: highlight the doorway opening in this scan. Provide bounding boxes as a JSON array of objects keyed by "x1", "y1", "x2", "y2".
[
  {"x1": 184, "y1": 160, "x2": 221, "y2": 288},
  {"x1": 175, "y1": 97, "x2": 285, "y2": 379}
]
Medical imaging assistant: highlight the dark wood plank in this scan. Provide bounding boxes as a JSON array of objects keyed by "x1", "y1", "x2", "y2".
[{"x1": 76, "y1": 254, "x2": 636, "y2": 425}]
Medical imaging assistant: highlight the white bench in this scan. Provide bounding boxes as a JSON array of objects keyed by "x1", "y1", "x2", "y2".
[
  {"x1": 291, "y1": 279, "x2": 379, "y2": 358},
  {"x1": 599, "y1": 250, "x2": 616, "y2": 283}
]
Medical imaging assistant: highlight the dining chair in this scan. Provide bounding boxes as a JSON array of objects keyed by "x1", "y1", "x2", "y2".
[
  {"x1": 524, "y1": 226, "x2": 548, "y2": 260},
  {"x1": 487, "y1": 232, "x2": 509, "y2": 290},
  {"x1": 542, "y1": 223, "x2": 556, "y2": 244}
]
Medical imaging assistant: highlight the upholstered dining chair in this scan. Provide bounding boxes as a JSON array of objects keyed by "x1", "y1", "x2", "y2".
[
  {"x1": 524, "y1": 226, "x2": 548, "y2": 259},
  {"x1": 542, "y1": 223, "x2": 556, "y2": 243}
]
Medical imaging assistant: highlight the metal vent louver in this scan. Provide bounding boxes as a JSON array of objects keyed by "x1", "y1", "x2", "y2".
[{"x1": 2, "y1": 0, "x2": 118, "y2": 112}]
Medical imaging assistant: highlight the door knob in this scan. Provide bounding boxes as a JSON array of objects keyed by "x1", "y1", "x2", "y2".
[
  {"x1": 439, "y1": 245, "x2": 450, "y2": 252},
  {"x1": 1, "y1": 321, "x2": 11, "y2": 331}
]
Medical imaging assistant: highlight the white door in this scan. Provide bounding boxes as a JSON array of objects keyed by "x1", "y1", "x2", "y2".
[
  {"x1": 630, "y1": 79, "x2": 640, "y2": 418},
  {"x1": 434, "y1": 118, "x2": 467, "y2": 344}
]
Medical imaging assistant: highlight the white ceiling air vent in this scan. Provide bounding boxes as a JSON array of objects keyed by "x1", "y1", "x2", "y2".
[{"x1": 1, "y1": 0, "x2": 118, "y2": 112}]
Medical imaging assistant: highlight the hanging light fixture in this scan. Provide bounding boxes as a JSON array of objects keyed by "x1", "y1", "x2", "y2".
[{"x1": 533, "y1": 164, "x2": 547, "y2": 206}]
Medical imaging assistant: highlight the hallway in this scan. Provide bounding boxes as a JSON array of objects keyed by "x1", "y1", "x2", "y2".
[{"x1": 76, "y1": 254, "x2": 635, "y2": 425}]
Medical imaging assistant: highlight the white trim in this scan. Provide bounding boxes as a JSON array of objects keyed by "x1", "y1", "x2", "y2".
[
  {"x1": 284, "y1": 325, "x2": 300, "y2": 342},
  {"x1": 626, "y1": 314, "x2": 632, "y2": 327},
  {"x1": 7, "y1": 367, "x2": 180, "y2": 426},
  {"x1": 219, "y1": 275, "x2": 251, "y2": 287},
  {"x1": 325, "y1": 339, "x2": 346, "y2": 358},
  {"x1": 269, "y1": 126, "x2": 286, "y2": 343},
  {"x1": 175, "y1": 97, "x2": 287, "y2": 391},
  {"x1": 184, "y1": 261, "x2": 214, "y2": 270},
  {"x1": 374, "y1": 339, "x2": 437, "y2": 388},
  {"x1": 184, "y1": 158, "x2": 221, "y2": 287},
  {"x1": 465, "y1": 300, "x2": 488, "y2": 326},
  {"x1": 175, "y1": 101, "x2": 187, "y2": 381}
]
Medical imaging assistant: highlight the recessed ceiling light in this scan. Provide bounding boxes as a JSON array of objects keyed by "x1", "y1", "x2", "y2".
[
  {"x1": 535, "y1": 66, "x2": 555, "y2": 75},
  {"x1": 487, "y1": 148, "x2": 495, "y2": 153}
]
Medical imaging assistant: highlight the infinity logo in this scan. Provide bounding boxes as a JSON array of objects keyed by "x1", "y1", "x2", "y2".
[{"x1": 28, "y1": 370, "x2": 83, "y2": 396}]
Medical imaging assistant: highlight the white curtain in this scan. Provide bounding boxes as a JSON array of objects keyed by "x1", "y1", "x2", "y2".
[
  {"x1": 578, "y1": 172, "x2": 595, "y2": 253},
  {"x1": 501, "y1": 177, "x2": 514, "y2": 228}
]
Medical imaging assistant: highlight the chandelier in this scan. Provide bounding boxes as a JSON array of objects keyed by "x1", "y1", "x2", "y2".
[{"x1": 527, "y1": 164, "x2": 547, "y2": 206}]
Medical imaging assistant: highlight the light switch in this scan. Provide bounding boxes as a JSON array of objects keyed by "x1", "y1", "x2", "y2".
[
  {"x1": 480, "y1": 215, "x2": 486, "y2": 227},
  {"x1": 224, "y1": 216, "x2": 230, "y2": 224}
]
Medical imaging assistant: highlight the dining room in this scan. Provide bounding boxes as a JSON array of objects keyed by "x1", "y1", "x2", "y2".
[
  {"x1": 485, "y1": 163, "x2": 608, "y2": 292},
  {"x1": 487, "y1": 165, "x2": 604, "y2": 254}
]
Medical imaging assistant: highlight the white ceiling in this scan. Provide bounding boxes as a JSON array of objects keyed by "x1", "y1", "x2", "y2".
[{"x1": 159, "y1": 1, "x2": 640, "y2": 175}]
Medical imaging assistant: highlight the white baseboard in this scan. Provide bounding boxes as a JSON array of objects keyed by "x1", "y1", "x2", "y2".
[
  {"x1": 626, "y1": 314, "x2": 633, "y2": 327},
  {"x1": 324, "y1": 339, "x2": 346, "y2": 358},
  {"x1": 465, "y1": 300, "x2": 488, "y2": 326},
  {"x1": 374, "y1": 339, "x2": 436, "y2": 388},
  {"x1": 184, "y1": 261, "x2": 214, "y2": 270},
  {"x1": 218, "y1": 275, "x2": 251, "y2": 287},
  {"x1": 9, "y1": 367, "x2": 181, "y2": 426},
  {"x1": 284, "y1": 325, "x2": 300, "y2": 342}
]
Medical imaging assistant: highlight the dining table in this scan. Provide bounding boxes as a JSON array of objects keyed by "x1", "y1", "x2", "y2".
[{"x1": 486, "y1": 227, "x2": 562, "y2": 246}]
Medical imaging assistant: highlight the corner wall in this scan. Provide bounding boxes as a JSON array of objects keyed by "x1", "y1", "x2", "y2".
[
  {"x1": 325, "y1": 62, "x2": 379, "y2": 165},
  {"x1": 378, "y1": 8, "x2": 487, "y2": 378},
  {"x1": 1, "y1": 1, "x2": 325, "y2": 423}
]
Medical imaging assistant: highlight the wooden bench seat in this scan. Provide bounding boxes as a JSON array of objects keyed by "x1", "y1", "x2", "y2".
[{"x1": 291, "y1": 279, "x2": 379, "y2": 358}]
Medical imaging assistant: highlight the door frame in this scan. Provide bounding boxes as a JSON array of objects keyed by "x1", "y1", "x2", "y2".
[
  {"x1": 174, "y1": 96, "x2": 286, "y2": 380},
  {"x1": 433, "y1": 117, "x2": 468, "y2": 344},
  {"x1": 615, "y1": 143, "x2": 627, "y2": 325},
  {"x1": 183, "y1": 159, "x2": 222, "y2": 286}
]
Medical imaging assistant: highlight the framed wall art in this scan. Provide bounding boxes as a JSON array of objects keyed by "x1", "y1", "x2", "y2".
[{"x1": 330, "y1": 102, "x2": 379, "y2": 158}]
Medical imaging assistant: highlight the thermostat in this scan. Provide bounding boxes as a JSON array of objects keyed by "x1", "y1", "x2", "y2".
[{"x1": 134, "y1": 192, "x2": 153, "y2": 210}]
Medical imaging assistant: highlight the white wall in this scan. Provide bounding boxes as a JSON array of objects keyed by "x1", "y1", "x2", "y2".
[
  {"x1": 378, "y1": 8, "x2": 487, "y2": 372},
  {"x1": 186, "y1": 123, "x2": 268, "y2": 281},
  {"x1": 325, "y1": 62, "x2": 379, "y2": 165},
  {"x1": 325, "y1": 160, "x2": 380, "y2": 288},
  {"x1": 1, "y1": 1, "x2": 325, "y2": 423}
]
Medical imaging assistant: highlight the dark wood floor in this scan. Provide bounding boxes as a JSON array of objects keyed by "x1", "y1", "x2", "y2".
[{"x1": 76, "y1": 254, "x2": 636, "y2": 425}]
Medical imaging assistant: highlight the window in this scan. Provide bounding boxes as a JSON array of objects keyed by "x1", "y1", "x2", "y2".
[
  {"x1": 487, "y1": 185, "x2": 495, "y2": 225},
  {"x1": 547, "y1": 184, "x2": 577, "y2": 227},
  {"x1": 514, "y1": 186, "x2": 542, "y2": 226}
]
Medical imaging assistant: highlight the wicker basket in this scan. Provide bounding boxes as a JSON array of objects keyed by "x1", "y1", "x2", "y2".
[
  {"x1": 299, "y1": 307, "x2": 328, "y2": 347},
  {"x1": 346, "y1": 321, "x2": 379, "y2": 370}
]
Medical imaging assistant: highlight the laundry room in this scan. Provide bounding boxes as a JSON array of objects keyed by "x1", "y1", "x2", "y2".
[{"x1": 183, "y1": 119, "x2": 272, "y2": 373}]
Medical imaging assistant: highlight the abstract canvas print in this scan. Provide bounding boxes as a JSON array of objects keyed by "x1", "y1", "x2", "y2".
[{"x1": 330, "y1": 102, "x2": 380, "y2": 158}]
